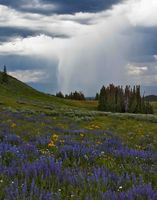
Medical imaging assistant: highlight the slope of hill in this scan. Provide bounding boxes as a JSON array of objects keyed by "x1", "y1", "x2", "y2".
[{"x1": 0, "y1": 72, "x2": 97, "y2": 111}]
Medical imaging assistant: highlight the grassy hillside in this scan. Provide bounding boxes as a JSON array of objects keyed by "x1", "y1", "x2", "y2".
[
  {"x1": 0, "y1": 72, "x2": 53, "y2": 104},
  {"x1": 0, "y1": 72, "x2": 97, "y2": 111}
]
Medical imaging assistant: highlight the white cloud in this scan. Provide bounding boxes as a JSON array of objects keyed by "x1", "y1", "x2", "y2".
[
  {"x1": 154, "y1": 55, "x2": 157, "y2": 60},
  {"x1": 127, "y1": 64, "x2": 148, "y2": 76},
  {"x1": 125, "y1": 63, "x2": 157, "y2": 86},
  {"x1": 21, "y1": 0, "x2": 58, "y2": 11},
  {"x1": 127, "y1": 0, "x2": 157, "y2": 27},
  {"x1": 0, "y1": 34, "x2": 59, "y2": 57},
  {"x1": 8, "y1": 69, "x2": 48, "y2": 83}
]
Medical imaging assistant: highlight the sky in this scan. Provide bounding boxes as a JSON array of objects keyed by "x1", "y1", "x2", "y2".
[{"x1": 0, "y1": 0, "x2": 157, "y2": 96}]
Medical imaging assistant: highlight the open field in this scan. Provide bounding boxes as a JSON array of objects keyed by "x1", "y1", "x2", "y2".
[
  {"x1": 1, "y1": 75, "x2": 157, "y2": 199},
  {"x1": 151, "y1": 102, "x2": 157, "y2": 114}
]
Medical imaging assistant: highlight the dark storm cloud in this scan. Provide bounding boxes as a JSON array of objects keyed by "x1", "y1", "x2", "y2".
[
  {"x1": 138, "y1": 27, "x2": 157, "y2": 56},
  {"x1": 129, "y1": 55, "x2": 156, "y2": 63},
  {"x1": 44, "y1": 0, "x2": 122, "y2": 14},
  {"x1": 0, "y1": 27, "x2": 35, "y2": 42},
  {"x1": 126, "y1": 26, "x2": 157, "y2": 64},
  {"x1": 0, "y1": 0, "x2": 122, "y2": 14},
  {"x1": 0, "y1": 27, "x2": 70, "y2": 43},
  {"x1": 0, "y1": 0, "x2": 18, "y2": 6},
  {"x1": 0, "y1": 55, "x2": 47, "y2": 71}
]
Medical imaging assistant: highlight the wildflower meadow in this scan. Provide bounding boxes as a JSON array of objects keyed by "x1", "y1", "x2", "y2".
[{"x1": 1, "y1": 108, "x2": 157, "y2": 200}]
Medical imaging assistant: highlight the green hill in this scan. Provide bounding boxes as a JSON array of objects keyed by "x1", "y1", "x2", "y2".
[
  {"x1": 0, "y1": 72, "x2": 46, "y2": 98},
  {"x1": 0, "y1": 72, "x2": 97, "y2": 111}
]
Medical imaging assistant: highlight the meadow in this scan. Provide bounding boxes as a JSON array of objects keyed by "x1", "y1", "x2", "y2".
[{"x1": 1, "y1": 75, "x2": 157, "y2": 199}]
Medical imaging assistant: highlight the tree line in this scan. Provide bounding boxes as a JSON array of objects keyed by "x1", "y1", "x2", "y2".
[
  {"x1": 97, "y1": 84, "x2": 153, "y2": 114},
  {"x1": 56, "y1": 91, "x2": 85, "y2": 100}
]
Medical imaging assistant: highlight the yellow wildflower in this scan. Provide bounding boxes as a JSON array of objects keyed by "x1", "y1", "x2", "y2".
[
  {"x1": 51, "y1": 134, "x2": 59, "y2": 142},
  {"x1": 11, "y1": 123, "x2": 16, "y2": 128},
  {"x1": 96, "y1": 141, "x2": 102, "y2": 145},
  {"x1": 48, "y1": 141, "x2": 55, "y2": 148},
  {"x1": 80, "y1": 133, "x2": 84, "y2": 137}
]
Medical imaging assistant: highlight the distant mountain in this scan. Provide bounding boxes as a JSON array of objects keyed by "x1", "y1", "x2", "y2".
[{"x1": 144, "y1": 95, "x2": 157, "y2": 102}]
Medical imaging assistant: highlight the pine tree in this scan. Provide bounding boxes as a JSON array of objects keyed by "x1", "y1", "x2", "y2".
[
  {"x1": 95, "y1": 93, "x2": 99, "y2": 100},
  {"x1": 98, "y1": 86, "x2": 106, "y2": 110},
  {"x1": 2, "y1": 65, "x2": 8, "y2": 83},
  {"x1": 56, "y1": 91, "x2": 64, "y2": 98}
]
